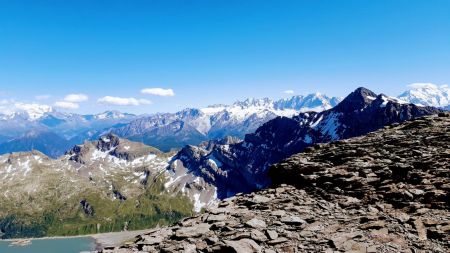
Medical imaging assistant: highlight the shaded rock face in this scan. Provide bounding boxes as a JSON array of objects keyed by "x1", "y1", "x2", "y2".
[
  {"x1": 171, "y1": 87, "x2": 442, "y2": 199},
  {"x1": 98, "y1": 114, "x2": 449, "y2": 253}
]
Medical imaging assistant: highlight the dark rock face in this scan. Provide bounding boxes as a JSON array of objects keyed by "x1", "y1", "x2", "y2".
[
  {"x1": 80, "y1": 199, "x2": 95, "y2": 216},
  {"x1": 173, "y1": 87, "x2": 442, "y2": 198},
  {"x1": 112, "y1": 189, "x2": 127, "y2": 202},
  {"x1": 198, "y1": 136, "x2": 242, "y2": 151},
  {"x1": 98, "y1": 114, "x2": 449, "y2": 253},
  {"x1": 96, "y1": 133, "x2": 121, "y2": 152}
]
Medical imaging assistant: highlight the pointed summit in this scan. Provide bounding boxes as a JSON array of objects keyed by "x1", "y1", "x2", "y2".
[{"x1": 335, "y1": 87, "x2": 377, "y2": 112}]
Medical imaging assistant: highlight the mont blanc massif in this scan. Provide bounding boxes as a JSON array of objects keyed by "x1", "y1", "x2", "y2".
[{"x1": 0, "y1": 85, "x2": 449, "y2": 253}]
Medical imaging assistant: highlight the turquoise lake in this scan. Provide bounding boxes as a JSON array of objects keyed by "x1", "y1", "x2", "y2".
[{"x1": 0, "y1": 237, "x2": 96, "y2": 253}]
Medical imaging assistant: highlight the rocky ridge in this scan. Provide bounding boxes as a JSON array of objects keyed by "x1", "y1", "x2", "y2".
[
  {"x1": 66, "y1": 133, "x2": 162, "y2": 164},
  {"x1": 270, "y1": 114, "x2": 450, "y2": 212},
  {"x1": 99, "y1": 113, "x2": 449, "y2": 253}
]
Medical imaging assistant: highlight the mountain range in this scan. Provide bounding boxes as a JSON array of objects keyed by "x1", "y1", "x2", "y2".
[
  {"x1": 2, "y1": 84, "x2": 448, "y2": 158},
  {"x1": 166, "y1": 87, "x2": 442, "y2": 203},
  {"x1": 0, "y1": 93, "x2": 341, "y2": 157},
  {"x1": 0, "y1": 135, "x2": 193, "y2": 238},
  {"x1": 1, "y1": 84, "x2": 449, "y2": 159},
  {"x1": 0, "y1": 110, "x2": 138, "y2": 158},
  {"x1": 106, "y1": 93, "x2": 341, "y2": 152},
  {"x1": 0, "y1": 86, "x2": 443, "y2": 239},
  {"x1": 398, "y1": 83, "x2": 450, "y2": 109}
]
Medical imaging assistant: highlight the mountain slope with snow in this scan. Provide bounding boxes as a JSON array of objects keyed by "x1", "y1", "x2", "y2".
[{"x1": 0, "y1": 135, "x2": 195, "y2": 239}]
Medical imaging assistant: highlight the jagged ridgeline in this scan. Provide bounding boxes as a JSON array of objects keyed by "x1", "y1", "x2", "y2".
[
  {"x1": 0, "y1": 135, "x2": 194, "y2": 239},
  {"x1": 169, "y1": 87, "x2": 442, "y2": 200}
]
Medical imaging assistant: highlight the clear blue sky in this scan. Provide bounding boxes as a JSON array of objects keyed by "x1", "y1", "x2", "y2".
[{"x1": 1, "y1": 0, "x2": 449, "y2": 114}]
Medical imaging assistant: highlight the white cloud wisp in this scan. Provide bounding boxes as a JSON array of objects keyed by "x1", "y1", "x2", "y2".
[
  {"x1": 97, "y1": 96, "x2": 152, "y2": 106},
  {"x1": 141, "y1": 88, "x2": 175, "y2": 97}
]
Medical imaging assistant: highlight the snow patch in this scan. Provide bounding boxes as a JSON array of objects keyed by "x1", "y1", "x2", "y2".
[
  {"x1": 310, "y1": 115, "x2": 323, "y2": 128},
  {"x1": 207, "y1": 155, "x2": 223, "y2": 167},
  {"x1": 193, "y1": 193, "x2": 203, "y2": 212},
  {"x1": 92, "y1": 149, "x2": 109, "y2": 160}
]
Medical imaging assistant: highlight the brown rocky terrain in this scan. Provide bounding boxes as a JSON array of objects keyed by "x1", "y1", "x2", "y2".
[{"x1": 97, "y1": 113, "x2": 449, "y2": 253}]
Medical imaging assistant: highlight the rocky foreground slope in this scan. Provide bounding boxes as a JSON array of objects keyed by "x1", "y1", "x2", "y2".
[{"x1": 99, "y1": 113, "x2": 449, "y2": 253}]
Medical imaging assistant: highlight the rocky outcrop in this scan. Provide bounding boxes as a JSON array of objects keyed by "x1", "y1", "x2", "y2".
[
  {"x1": 270, "y1": 114, "x2": 450, "y2": 211},
  {"x1": 80, "y1": 199, "x2": 95, "y2": 216},
  {"x1": 66, "y1": 133, "x2": 161, "y2": 164},
  {"x1": 98, "y1": 113, "x2": 449, "y2": 253}
]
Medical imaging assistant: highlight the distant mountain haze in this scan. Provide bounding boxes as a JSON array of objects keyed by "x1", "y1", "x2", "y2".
[{"x1": 0, "y1": 93, "x2": 341, "y2": 156}]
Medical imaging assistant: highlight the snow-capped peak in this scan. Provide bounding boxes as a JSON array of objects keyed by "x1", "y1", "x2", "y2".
[
  {"x1": 201, "y1": 93, "x2": 341, "y2": 115},
  {"x1": 8, "y1": 103, "x2": 53, "y2": 120},
  {"x1": 398, "y1": 83, "x2": 450, "y2": 108},
  {"x1": 95, "y1": 110, "x2": 131, "y2": 120},
  {"x1": 197, "y1": 93, "x2": 342, "y2": 125},
  {"x1": 274, "y1": 93, "x2": 341, "y2": 112}
]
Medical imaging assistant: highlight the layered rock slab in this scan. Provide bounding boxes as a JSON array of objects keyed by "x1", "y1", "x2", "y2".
[{"x1": 99, "y1": 185, "x2": 448, "y2": 252}]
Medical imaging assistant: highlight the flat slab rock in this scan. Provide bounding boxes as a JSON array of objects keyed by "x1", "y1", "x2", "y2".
[
  {"x1": 98, "y1": 186, "x2": 449, "y2": 253},
  {"x1": 97, "y1": 115, "x2": 450, "y2": 253}
]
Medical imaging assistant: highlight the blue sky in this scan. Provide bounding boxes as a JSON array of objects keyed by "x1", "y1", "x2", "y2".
[{"x1": 1, "y1": 0, "x2": 450, "y2": 114}]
